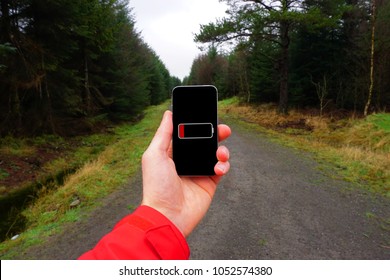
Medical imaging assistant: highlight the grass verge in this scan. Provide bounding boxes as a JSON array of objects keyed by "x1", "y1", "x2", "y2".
[
  {"x1": 219, "y1": 97, "x2": 390, "y2": 197},
  {"x1": 0, "y1": 102, "x2": 167, "y2": 259}
]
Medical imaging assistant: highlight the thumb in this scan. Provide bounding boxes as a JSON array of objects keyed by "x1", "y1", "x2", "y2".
[{"x1": 149, "y1": 110, "x2": 173, "y2": 153}]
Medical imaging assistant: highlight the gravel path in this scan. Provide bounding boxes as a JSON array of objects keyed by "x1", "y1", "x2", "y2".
[
  {"x1": 188, "y1": 123, "x2": 390, "y2": 259},
  {"x1": 19, "y1": 120, "x2": 390, "y2": 259}
]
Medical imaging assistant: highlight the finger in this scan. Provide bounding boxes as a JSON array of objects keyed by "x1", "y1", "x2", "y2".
[
  {"x1": 216, "y1": 145, "x2": 229, "y2": 162},
  {"x1": 148, "y1": 110, "x2": 173, "y2": 153},
  {"x1": 214, "y1": 161, "x2": 230, "y2": 176},
  {"x1": 218, "y1": 124, "x2": 231, "y2": 142}
]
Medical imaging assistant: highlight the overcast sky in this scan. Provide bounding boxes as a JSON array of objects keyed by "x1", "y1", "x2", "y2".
[{"x1": 129, "y1": 0, "x2": 228, "y2": 80}]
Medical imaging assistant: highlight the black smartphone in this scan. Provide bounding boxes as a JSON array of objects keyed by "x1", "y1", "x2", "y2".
[{"x1": 172, "y1": 85, "x2": 218, "y2": 176}]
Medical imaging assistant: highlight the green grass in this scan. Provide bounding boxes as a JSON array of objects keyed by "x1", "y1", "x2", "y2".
[
  {"x1": 0, "y1": 102, "x2": 168, "y2": 259},
  {"x1": 0, "y1": 137, "x2": 36, "y2": 157},
  {"x1": 368, "y1": 113, "x2": 390, "y2": 132}
]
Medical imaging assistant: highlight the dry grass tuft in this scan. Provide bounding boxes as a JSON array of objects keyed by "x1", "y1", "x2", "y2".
[{"x1": 0, "y1": 138, "x2": 36, "y2": 157}]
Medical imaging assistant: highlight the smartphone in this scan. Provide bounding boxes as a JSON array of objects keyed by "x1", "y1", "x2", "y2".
[{"x1": 172, "y1": 85, "x2": 218, "y2": 176}]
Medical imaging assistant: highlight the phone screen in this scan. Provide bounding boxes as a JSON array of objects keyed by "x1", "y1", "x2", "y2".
[{"x1": 172, "y1": 85, "x2": 218, "y2": 176}]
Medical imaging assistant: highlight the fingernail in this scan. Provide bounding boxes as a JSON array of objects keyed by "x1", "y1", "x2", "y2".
[{"x1": 217, "y1": 163, "x2": 225, "y2": 172}]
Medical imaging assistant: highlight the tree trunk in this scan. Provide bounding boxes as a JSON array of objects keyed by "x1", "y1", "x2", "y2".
[
  {"x1": 278, "y1": 18, "x2": 289, "y2": 115},
  {"x1": 41, "y1": 55, "x2": 56, "y2": 134},
  {"x1": 84, "y1": 53, "x2": 92, "y2": 114},
  {"x1": 9, "y1": 87, "x2": 22, "y2": 135},
  {"x1": 0, "y1": 0, "x2": 11, "y2": 42},
  {"x1": 364, "y1": 0, "x2": 376, "y2": 117},
  {"x1": 244, "y1": 67, "x2": 251, "y2": 103}
]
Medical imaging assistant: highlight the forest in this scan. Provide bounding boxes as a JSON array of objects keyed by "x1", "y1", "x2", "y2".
[
  {"x1": 0, "y1": 0, "x2": 180, "y2": 136},
  {"x1": 1, "y1": 0, "x2": 390, "y2": 137},
  {"x1": 186, "y1": 0, "x2": 390, "y2": 116}
]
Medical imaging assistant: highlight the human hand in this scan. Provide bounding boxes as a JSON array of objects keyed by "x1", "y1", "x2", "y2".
[{"x1": 141, "y1": 110, "x2": 231, "y2": 237}]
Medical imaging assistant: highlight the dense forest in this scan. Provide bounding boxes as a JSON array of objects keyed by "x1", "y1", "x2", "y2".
[
  {"x1": 186, "y1": 0, "x2": 390, "y2": 115},
  {"x1": 0, "y1": 0, "x2": 180, "y2": 136},
  {"x1": 1, "y1": 0, "x2": 389, "y2": 137}
]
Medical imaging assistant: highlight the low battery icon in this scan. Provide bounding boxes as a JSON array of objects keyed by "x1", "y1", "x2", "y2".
[{"x1": 178, "y1": 123, "x2": 214, "y2": 139}]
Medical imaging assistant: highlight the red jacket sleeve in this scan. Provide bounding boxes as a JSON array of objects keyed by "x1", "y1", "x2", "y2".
[{"x1": 78, "y1": 206, "x2": 190, "y2": 260}]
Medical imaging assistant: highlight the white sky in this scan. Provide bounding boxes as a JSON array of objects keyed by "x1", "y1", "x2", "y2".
[{"x1": 129, "y1": 0, "x2": 228, "y2": 80}]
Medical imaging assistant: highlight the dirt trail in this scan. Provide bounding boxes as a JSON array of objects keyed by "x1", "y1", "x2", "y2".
[
  {"x1": 19, "y1": 121, "x2": 390, "y2": 259},
  {"x1": 188, "y1": 123, "x2": 390, "y2": 259}
]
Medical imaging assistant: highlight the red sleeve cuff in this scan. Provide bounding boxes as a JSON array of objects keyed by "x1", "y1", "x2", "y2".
[
  {"x1": 115, "y1": 206, "x2": 190, "y2": 259},
  {"x1": 78, "y1": 206, "x2": 190, "y2": 260}
]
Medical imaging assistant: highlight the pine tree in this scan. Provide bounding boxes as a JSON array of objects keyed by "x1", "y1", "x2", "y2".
[
  {"x1": 195, "y1": 0, "x2": 348, "y2": 113},
  {"x1": 0, "y1": 0, "x2": 177, "y2": 135}
]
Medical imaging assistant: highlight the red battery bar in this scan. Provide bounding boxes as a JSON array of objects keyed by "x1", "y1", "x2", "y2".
[{"x1": 178, "y1": 123, "x2": 214, "y2": 139}]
